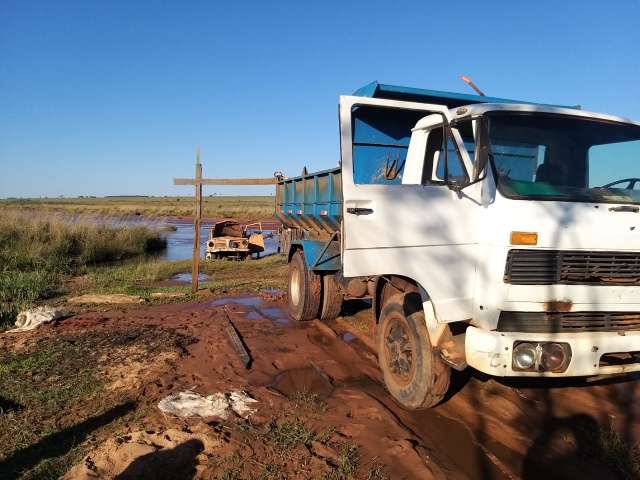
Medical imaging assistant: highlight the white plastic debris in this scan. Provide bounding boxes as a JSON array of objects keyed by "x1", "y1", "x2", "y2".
[
  {"x1": 9, "y1": 306, "x2": 67, "y2": 332},
  {"x1": 157, "y1": 390, "x2": 257, "y2": 419},
  {"x1": 227, "y1": 391, "x2": 259, "y2": 417}
]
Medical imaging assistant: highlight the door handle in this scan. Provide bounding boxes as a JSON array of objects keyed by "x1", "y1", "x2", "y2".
[
  {"x1": 346, "y1": 207, "x2": 374, "y2": 215},
  {"x1": 609, "y1": 205, "x2": 639, "y2": 213}
]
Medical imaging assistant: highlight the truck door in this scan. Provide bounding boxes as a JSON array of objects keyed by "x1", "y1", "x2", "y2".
[{"x1": 339, "y1": 95, "x2": 479, "y2": 322}]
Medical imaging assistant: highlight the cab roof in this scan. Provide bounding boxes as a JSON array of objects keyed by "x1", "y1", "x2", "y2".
[{"x1": 411, "y1": 102, "x2": 640, "y2": 130}]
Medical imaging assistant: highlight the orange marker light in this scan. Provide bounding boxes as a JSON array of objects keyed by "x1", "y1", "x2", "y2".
[{"x1": 510, "y1": 231, "x2": 538, "y2": 245}]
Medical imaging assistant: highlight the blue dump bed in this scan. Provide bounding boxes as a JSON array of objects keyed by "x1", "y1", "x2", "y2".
[{"x1": 276, "y1": 167, "x2": 342, "y2": 236}]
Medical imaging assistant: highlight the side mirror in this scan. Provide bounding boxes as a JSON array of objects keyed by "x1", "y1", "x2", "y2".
[{"x1": 442, "y1": 129, "x2": 470, "y2": 192}]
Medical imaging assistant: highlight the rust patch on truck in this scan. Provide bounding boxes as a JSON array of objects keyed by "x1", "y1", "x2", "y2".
[{"x1": 544, "y1": 300, "x2": 573, "y2": 312}]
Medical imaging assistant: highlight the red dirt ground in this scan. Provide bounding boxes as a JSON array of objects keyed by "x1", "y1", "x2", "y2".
[{"x1": 12, "y1": 293, "x2": 640, "y2": 479}]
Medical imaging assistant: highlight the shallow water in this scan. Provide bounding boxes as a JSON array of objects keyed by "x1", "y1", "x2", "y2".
[
  {"x1": 341, "y1": 332, "x2": 356, "y2": 343},
  {"x1": 171, "y1": 272, "x2": 210, "y2": 284},
  {"x1": 209, "y1": 295, "x2": 292, "y2": 326}
]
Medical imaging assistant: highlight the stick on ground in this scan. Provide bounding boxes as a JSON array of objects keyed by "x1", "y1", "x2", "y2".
[{"x1": 222, "y1": 306, "x2": 252, "y2": 369}]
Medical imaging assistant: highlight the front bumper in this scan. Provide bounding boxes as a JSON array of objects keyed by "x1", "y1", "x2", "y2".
[{"x1": 465, "y1": 326, "x2": 640, "y2": 377}]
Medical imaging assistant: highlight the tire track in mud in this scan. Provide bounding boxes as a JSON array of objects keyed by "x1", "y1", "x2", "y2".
[{"x1": 304, "y1": 321, "x2": 512, "y2": 480}]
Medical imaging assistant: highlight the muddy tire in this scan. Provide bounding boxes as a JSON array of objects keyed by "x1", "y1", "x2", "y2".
[
  {"x1": 288, "y1": 250, "x2": 321, "y2": 321},
  {"x1": 377, "y1": 292, "x2": 450, "y2": 409},
  {"x1": 319, "y1": 273, "x2": 343, "y2": 321}
]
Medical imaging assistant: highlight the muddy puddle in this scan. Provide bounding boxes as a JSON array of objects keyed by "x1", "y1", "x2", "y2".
[
  {"x1": 271, "y1": 366, "x2": 334, "y2": 400},
  {"x1": 171, "y1": 272, "x2": 210, "y2": 284},
  {"x1": 341, "y1": 331, "x2": 356, "y2": 343},
  {"x1": 209, "y1": 295, "x2": 291, "y2": 326}
]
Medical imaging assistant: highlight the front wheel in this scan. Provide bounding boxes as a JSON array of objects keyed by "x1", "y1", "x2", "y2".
[
  {"x1": 377, "y1": 292, "x2": 450, "y2": 409},
  {"x1": 287, "y1": 250, "x2": 321, "y2": 321}
]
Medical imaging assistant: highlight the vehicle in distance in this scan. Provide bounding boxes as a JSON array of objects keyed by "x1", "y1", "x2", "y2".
[{"x1": 205, "y1": 220, "x2": 265, "y2": 261}]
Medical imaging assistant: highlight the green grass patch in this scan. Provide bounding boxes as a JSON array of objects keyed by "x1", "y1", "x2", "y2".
[
  {"x1": 0, "y1": 209, "x2": 166, "y2": 328},
  {"x1": 86, "y1": 259, "x2": 192, "y2": 295},
  {"x1": 80, "y1": 254, "x2": 287, "y2": 298},
  {"x1": 263, "y1": 418, "x2": 317, "y2": 449},
  {"x1": 289, "y1": 390, "x2": 329, "y2": 413},
  {"x1": 324, "y1": 443, "x2": 360, "y2": 480}
]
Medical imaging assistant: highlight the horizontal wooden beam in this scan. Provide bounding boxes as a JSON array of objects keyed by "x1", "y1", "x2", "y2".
[{"x1": 174, "y1": 177, "x2": 278, "y2": 186}]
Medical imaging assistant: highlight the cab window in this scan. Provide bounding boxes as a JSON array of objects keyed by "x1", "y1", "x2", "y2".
[{"x1": 423, "y1": 127, "x2": 469, "y2": 184}]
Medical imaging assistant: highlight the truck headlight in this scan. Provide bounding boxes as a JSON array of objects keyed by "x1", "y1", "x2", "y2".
[
  {"x1": 512, "y1": 341, "x2": 571, "y2": 373},
  {"x1": 513, "y1": 342, "x2": 537, "y2": 370},
  {"x1": 540, "y1": 343, "x2": 570, "y2": 372}
]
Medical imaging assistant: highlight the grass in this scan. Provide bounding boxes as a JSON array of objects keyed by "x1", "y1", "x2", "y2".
[
  {"x1": 200, "y1": 255, "x2": 287, "y2": 293},
  {"x1": 324, "y1": 443, "x2": 360, "y2": 480},
  {"x1": 590, "y1": 418, "x2": 640, "y2": 479},
  {"x1": 1, "y1": 196, "x2": 275, "y2": 220},
  {"x1": 289, "y1": 390, "x2": 329, "y2": 413},
  {"x1": 263, "y1": 417, "x2": 317, "y2": 449},
  {"x1": 0, "y1": 209, "x2": 166, "y2": 329},
  {"x1": 231, "y1": 414, "x2": 363, "y2": 479},
  {"x1": 0, "y1": 325, "x2": 192, "y2": 479},
  {"x1": 78, "y1": 254, "x2": 287, "y2": 299}
]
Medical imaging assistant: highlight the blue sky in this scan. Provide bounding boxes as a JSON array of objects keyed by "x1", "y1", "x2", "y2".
[{"x1": 1, "y1": 0, "x2": 639, "y2": 197}]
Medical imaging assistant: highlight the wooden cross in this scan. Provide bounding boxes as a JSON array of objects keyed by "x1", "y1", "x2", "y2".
[{"x1": 173, "y1": 150, "x2": 278, "y2": 293}]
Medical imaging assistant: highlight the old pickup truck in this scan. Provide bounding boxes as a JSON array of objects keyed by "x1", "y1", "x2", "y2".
[{"x1": 277, "y1": 81, "x2": 640, "y2": 409}]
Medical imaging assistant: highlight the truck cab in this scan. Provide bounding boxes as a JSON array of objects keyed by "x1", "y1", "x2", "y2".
[{"x1": 280, "y1": 82, "x2": 640, "y2": 409}]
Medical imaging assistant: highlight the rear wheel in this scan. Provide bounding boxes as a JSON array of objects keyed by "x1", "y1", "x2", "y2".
[
  {"x1": 377, "y1": 292, "x2": 450, "y2": 409},
  {"x1": 288, "y1": 250, "x2": 321, "y2": 321},
  {"x1": 319, "y1": 273, "x2": 343, "y2": 321}
]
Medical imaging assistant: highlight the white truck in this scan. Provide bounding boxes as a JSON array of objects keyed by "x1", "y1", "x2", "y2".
[{"x1": 276, "y1": 82, "x2": 640, "y2": 409}]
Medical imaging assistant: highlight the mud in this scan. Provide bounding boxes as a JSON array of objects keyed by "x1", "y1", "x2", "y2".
[
  {"x1": 271, "y1": 366, "x2": 334, "y2": 400},
  {"x1": 20, "y1": 292, "x2": 640, "y2": 479}
]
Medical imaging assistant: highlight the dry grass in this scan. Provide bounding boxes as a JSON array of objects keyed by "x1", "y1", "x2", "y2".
[{"x1": 1, "y1": 196, "x2": 275, "y2": 220}]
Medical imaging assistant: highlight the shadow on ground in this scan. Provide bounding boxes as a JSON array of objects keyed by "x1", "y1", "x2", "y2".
[
  {"x1": 115, "y1": 439, "x2": 204, "y2": 480},
  {"x1": 0, "y1": 401, "x2": 136, "y2": 479}
]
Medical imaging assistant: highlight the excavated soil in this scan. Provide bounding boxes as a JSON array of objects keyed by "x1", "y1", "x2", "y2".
[{"x1": 6, "y1": 293, "x2": 640, "y2": 479}]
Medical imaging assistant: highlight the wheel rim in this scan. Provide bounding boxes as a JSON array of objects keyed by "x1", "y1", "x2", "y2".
[
  {"x1": 290, "y1": 266, "x2": 301, "y2": 307},
  {"x1": 383, "y1": 316, "x2": 416, "y2": 386}
]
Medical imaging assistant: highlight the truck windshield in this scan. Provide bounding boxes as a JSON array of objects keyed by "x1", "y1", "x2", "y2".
[{"x1": 486, "y1": 112, "x2": 640, "y2": 204}]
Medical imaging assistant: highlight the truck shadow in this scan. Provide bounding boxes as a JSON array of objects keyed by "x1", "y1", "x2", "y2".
[
  {"x1": 456, "y1": 371, "x2": 640, "y2": 478},
  {"x1": 522, "y1": 413, "x2": 635, "y2": 480}
]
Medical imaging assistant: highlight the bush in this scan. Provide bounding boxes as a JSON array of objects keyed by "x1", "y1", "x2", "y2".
[{"x1": 0, "y1": 210, "x2": 167, "y2": 328}]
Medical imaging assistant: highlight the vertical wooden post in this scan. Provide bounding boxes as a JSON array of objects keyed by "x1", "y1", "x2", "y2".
[{"x1": 191, "y1": 147, "x2": 203, "y2": 293}]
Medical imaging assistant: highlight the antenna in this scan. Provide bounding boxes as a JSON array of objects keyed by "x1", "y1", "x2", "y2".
[{"x1": 460, "y1": 75, "x2": 486, "y2": 96}]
